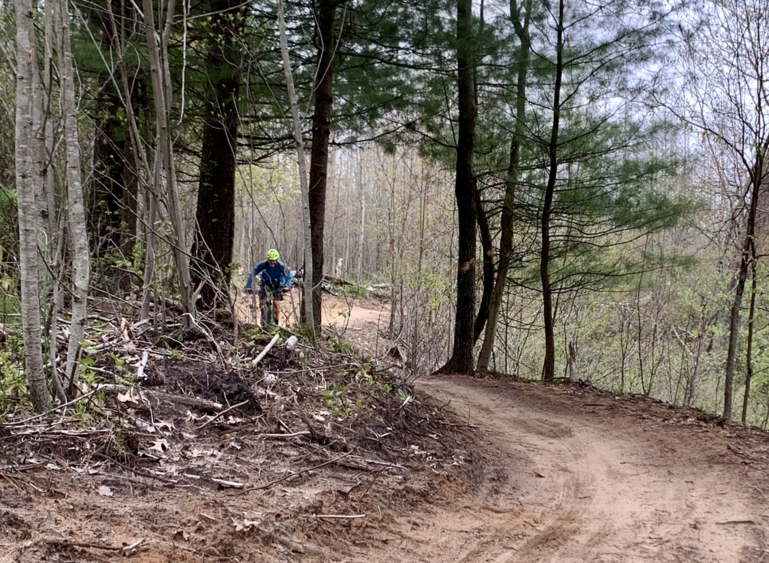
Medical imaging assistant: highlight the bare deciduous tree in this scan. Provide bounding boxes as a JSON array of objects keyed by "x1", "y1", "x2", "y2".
[
  {"x1": 56, "y1": 0, "x2": 91, "y2": 394},
  {"x1": 278, "y1": 0, "x2": 315, "y2": 329},
  {"x1": 142, "y1": 0, "x2": 195, "y2": 326},
  {"x1": 676, "y1": 0, "x2": 769, "y2": 421},
  {"x1": 15, "y1": 0, "x2": 50, "y2": 412}
]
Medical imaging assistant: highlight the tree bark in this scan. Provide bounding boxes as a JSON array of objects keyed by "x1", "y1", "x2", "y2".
[
  {"x1": 43, "y1": 0, "x2": 66, "y2": 404},
  {"x1": 540, "y1": 0, "x2": 564, "y2": 383},
  {"x1": 308, "y1": 0, "x2": 345, "y2": 329},
  {"x1": 192, "y1": 0, "x2": 242, "y2": 307},
  {"x1": 436, "y1": 0, "x2": 477, "y2": 375},
  {"x1": 278, "y1": 0, "x2": 315, "y2": 329},
  {"x1": 15, "y1": 0, "x2": 51, "y2": 412},
  {"x1": 57, "y1": 0, "x2": 92, "y2": 394},
  {"x1": 473, "y1": 188, "x2": 493, "y2": 344},
  {"x1": 477, "y1": 0, "x2": 531, "y2": 371},
  {"x1": 357, "y1": 156, "x2": 365, "y2": 282},
  {"x1": 724, "y1": 170, "x2": 761, "y2": 421},
  {"x1": 89, "y1": 82, "x2": 124, "y2": 257},
  {"x1": 119, "y1": 80, "x2": 140, "y2": 294},
  {"x1": 742, "y1": 244, "x2": 757, "y2": 425}
]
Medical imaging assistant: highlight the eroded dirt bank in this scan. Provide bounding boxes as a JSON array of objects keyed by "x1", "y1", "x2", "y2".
[{"x1": 353, "y1": 376, "x2": 769, "y2": 563}]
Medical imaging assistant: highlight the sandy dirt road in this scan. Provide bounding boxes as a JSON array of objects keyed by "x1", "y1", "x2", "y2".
[{"x1": 354, "y1": 375, "x2": 768, "y2": 563}]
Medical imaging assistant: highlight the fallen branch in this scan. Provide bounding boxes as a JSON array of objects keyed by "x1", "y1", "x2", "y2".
[
  {"x1": 52, "y1": 538, "x2": 144, "y2": 554},
  {"x1": 184, "y1": 313, "x2": 224, "y2": 360},
  {"x1": 272, "y1": 531, "x2": 323, "y2": 556},
  {"x1": 136, "y1": 350, "x2": 150, "y2": 380},
  {"x1": 315, "y1": 514, "x2": 366, "y2": 519},
  {"x1": 145, "y1": 390, "x2": 223, "y2": 412},
  {"x1": 261, "y1": 431, "x2": 311, "y2": 439},
  {"x1": 95, "y1": 384, "x2": 224, "y2": 412},
  {"x1": 0, "y1": 471, "x2": 22, "y2": 491},
  {"x1": 253, "y1": 333, "x2": 280, "y2": 366},
  {"x1": 211, "y1": 478, "x2": 244, "y2": 489}
]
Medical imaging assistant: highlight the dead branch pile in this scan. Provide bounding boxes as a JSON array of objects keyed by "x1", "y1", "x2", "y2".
[{"x1": 0, "y1": 300, "x2": 480, "y2": 560}]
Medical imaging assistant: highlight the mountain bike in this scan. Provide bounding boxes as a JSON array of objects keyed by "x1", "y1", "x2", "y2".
[
  {"x1": 262, "y1": 296, "x2": 278, "y2": 327},
  {"x1": 260, "y1": 285, "x2": 288, "y2": 328}
]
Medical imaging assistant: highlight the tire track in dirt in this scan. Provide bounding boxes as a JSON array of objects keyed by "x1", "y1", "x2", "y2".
[{"x1": 355, "y1": 375, "x2": 768, "y2": 563}]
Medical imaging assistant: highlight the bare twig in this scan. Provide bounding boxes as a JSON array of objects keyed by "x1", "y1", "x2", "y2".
[
  {"x1": 198, "y1": 400, "x2": 250, "y2": 429},
  {"x1": 0, "y1": 471, "x2": 22, "y2": 491},
  {"x1": 363, "y1": 459, "x2": 406, "y2": 469},
  {"x1": 4, "y1": 390, "x2": 99, "y2": 426},
  {"x1": 245, "y1": 452, "x2": 352, "y2": 492}
]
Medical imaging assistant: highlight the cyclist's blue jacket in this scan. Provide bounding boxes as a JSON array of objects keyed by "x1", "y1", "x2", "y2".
[{"x1": 246, "y1": 260, "x2": 293, "y2": 290}]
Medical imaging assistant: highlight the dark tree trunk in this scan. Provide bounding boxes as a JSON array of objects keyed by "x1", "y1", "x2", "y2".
[
  {"x1": 192, "y1": 0, "x2": 243, "y2": 307},
  {"x1": 91, "y1": 0, "x2": 140, "y2": 293},
  {"x1": 308, "y1": 0, "x2": 344, "y2": 328},
  {"x1": 477, "y1": 0, "x2": 531, "y2": 371},
  {"x1": 90, "y1": 83, "x2": 124, "y2": 257},
  {"x1": 724, "y1": 156, "x2": 762, "y2": 421},
  {"x1": 117, "y1": 79, "x2": 141, "y2": 294},
  {"x1": 540, "y1": 0, "x2": 564, "y2": 383},
  {"x1": 436, "y1": 0, "x2": 477, "y2": 374},
  {"x1": 471, "y1": 0, "x2": 491, "y2": 346},
  {"x1": 742, "y1": 245, "x2": 757, "y2": 425},
  {"x1": 473, "y1": 188, "x2": 493, "y2": 344}
]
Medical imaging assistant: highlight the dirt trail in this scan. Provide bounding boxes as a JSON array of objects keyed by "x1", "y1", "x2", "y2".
[
  {"x1": 350, "y1": 375, "x2": 768, "y2": 563},
  {"x1": 5, "y1": 297, "x2": 762, "y2": 562}
]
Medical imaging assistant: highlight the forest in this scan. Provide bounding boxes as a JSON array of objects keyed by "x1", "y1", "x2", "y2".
[{"x1": 1, "y1": 0, "x2": 769, "y2": 429}]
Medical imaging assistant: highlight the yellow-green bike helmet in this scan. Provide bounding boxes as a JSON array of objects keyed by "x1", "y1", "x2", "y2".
[{"x1": 266, "y1": 249, "x2": 280, "y2": 261}]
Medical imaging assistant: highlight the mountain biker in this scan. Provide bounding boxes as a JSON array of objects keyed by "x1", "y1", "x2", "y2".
[{"x1": 245, "y1": 249, "x2": 293, "y2": 325}]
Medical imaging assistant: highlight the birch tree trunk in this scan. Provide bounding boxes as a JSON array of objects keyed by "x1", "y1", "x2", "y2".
[
  {"x1": 142, "y1": 0, "x2": 194, "y2": 326},
  {"x1": 56, "y1": 0, "x2": 92, "y2": 393},
  {"x1": 15, "y1": 0, "x2": 51, "y2": 412},
  {"x1": 43, "y1": 0, "x2": 67, "y2": 403},
  {"x1": 278, "y1": 0, "x2": 315, "y2": 329}
]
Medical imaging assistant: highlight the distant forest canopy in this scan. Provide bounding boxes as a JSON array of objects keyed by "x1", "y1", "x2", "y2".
[{"x1": 2, "y1": 0, "x2": 769, "y2": 425}]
